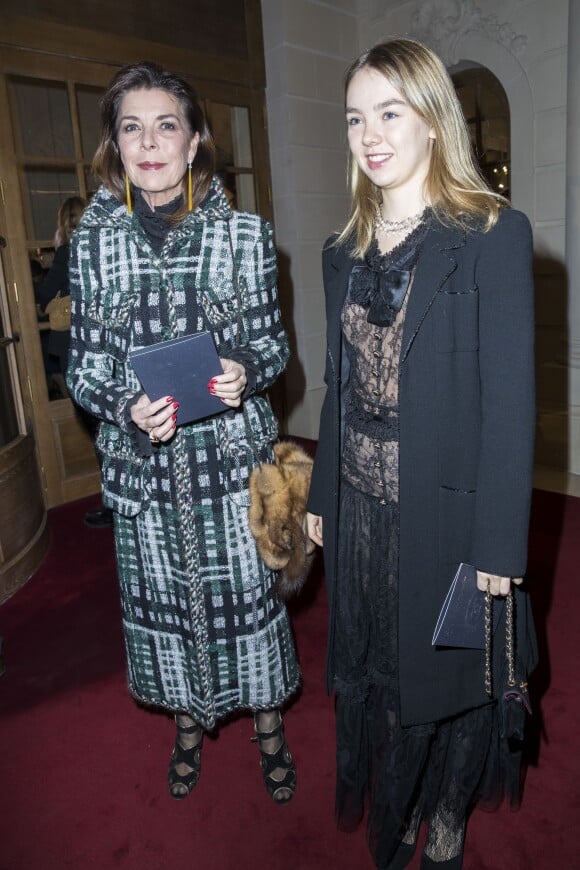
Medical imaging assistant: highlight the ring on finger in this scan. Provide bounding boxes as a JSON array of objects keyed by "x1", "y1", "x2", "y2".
[{"x1": 149, "y1": 427, "x2": 160, "y2": 443}]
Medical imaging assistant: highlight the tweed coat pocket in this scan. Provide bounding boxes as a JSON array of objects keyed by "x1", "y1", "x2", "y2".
[
  {"x1": 198, "y1": 278, "x2": 250, "y2": 346},
  {"x1": 101, "y1": 325, "x2": 132, "y2": 362},
  {"x1": 217, "y1": 397, "x2": 279, "y2": 507},
  {"x1": 434, "y1": 286, "x2": 479, "y2": 352},
  {"x1": 77, "y1": 312, "x2": 133, "y2": 361},
  {"x1": 100, "y1": 454, "x2": 151, "y2": 517},
  {"x1": 200, "y1": 279, "x2": 239, "y2": 315},
  {"x1": 84, "y1": 255, "x2": 137, "y2": 360},
  {"x1": 83, "y1": 296, "x2": 134, "y2": 361},
  {"x1": 96, "y1": 427, "x2": 151, "y2": 517}
]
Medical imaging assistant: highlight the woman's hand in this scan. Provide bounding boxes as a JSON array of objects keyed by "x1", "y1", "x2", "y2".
[
  {"x1": 209, "y1": 359, "x2": 247, "y2": 408},
  {"x1": 307, "y1": 512, "x2": 323, "y2": 547},
  {"x1": 476, "y1": 570, "x2": 523, "y2": 596},
  {"x1": 130, "y1": 394, "x2": 178, "y2": 443}
]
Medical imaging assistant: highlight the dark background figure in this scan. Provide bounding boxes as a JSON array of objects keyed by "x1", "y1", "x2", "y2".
[
  {"x1": 37, "y1": 196, "x2": 113, "y2": 528},
  {"x1": 36, "y1": 196, "x2": 87, "y2": 390},
  {"x1": 30, "y1": 256, "x2": 60, "y2": 399}
]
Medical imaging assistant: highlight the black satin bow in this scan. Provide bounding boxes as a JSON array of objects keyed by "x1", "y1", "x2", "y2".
[{"x1": 348, "y1": 267, "x2": 411, "y2": 327}]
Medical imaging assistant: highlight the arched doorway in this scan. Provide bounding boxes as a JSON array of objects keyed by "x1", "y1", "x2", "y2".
[{"x1": 451, "y1": 63, "x2": 511, "y2": 198}]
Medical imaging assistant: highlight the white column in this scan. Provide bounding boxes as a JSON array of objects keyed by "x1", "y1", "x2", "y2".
[
  {"x1": 261, "y1": 0, "x2": 357, "y2": 438},
  {"x1": 566, "y1": 0, "x2": 580, "y2": 474}
]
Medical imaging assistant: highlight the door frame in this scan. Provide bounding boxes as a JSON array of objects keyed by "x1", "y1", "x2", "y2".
[
  {"x1": 0, "y1": 233, "x2": 50, "y2": 603},
  {"x1": 0, "y1": 50, "x2": 113, "y2": 507}
]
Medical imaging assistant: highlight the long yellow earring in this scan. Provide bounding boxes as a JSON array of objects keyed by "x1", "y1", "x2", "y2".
[
  {"x1": 187, "y1": 160, "x2": 193, "y2": 211},
  {"x1": 125, "y1": 173, "x2": 132, "y2": 214}
]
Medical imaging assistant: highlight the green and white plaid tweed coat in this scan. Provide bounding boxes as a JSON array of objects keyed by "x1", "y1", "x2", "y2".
[{"x1": 67, "y1": 179, "x2": 300, "y2": 728}]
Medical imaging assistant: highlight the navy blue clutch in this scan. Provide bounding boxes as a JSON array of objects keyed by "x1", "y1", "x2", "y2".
[
  {"x1": 432, "y1": 563, "x2": 504, "y2": 649},
  {"x1": 130, "y1": 331, "x2": 227, "y2": 425}
]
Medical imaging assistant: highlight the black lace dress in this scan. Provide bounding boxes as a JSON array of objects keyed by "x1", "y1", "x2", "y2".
[{"x1": 333, "y1": 222, "x2": 497, "y2": 868}]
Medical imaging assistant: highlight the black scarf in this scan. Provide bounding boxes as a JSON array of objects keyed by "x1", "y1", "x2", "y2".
[
  {"x1": 134, "y1": 190, "x2": 183, "y2": 255},
  {"x1": 348, "y1": 216, "x2": 431, "y2": 327}
]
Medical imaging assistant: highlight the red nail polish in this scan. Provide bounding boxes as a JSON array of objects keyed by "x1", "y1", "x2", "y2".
[
  {"x1": 166, "y1": 396, "x2": 174, "y2": 403},
  {"x1": 210, "y1": 388, "x2": 216, "y2": 395},
  {"x1": 172, "y1": 413, "x2": 177, "y2": 422},
  {"x1": 173, "y1": 402, "x2": 179, "y2": 410},
  {"x1": 209, "y1": 378, "x2": 217, "y2": 385}
]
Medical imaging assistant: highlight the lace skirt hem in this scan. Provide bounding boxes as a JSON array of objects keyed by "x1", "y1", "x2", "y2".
[{"x1": 333, "y1": 480, "x2": 524, "y2": 867}]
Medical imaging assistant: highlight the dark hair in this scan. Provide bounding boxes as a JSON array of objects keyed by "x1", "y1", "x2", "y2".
[{"x1": 93, "y1": 61, "x2": 215, "y2": 218}]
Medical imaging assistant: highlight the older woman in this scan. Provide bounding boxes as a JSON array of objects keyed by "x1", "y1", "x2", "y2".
[{"x1": 67, "y1": 62, "x2": 299, "y2": 804}]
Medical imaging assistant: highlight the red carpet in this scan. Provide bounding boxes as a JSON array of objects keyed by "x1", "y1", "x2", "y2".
[{"x1": 0, "y1": 487, "x2": 578, "y2": 869}]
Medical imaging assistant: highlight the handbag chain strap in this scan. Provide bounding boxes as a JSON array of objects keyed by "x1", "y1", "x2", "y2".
[
  {"x1": 484, "y1": 584, "x2": 493, "y2": 697},
  {"x1": 484, "y1": 583, "x2": 515, "y2": 698},
  {"x1": 505, "y1": 587, "x2": 516, "y2": 688}
]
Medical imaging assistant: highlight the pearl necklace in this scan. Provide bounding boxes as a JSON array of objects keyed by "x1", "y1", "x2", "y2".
[{"x1": 374, "y1": 205, "x2": 427, "y2": 234}]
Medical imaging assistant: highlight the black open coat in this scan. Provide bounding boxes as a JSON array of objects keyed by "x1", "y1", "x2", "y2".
[
  {"x1": 307, "y1": 208, "x2": 538, "y2": 726},
  {"x1": 37, "y1": 243, "x2": 71, "y2": 363}
]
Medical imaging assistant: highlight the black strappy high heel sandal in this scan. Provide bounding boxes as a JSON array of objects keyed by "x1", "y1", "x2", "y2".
[
  {"x1": 167, "y1": 715, "x2": 204, "y2": 800},
  {"x1": 252, "y1": 711, "x2": 296, "y2": 805}
]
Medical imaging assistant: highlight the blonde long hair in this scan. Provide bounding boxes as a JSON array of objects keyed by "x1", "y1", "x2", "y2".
[
  {"x1": 57, "y1": 196, "x2": 87, "y2": 245},
  {"x1": 338, "y1": 39, "x2": 506, "y2": 257}
]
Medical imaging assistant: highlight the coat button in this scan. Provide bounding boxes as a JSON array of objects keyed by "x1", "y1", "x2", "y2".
[
  {"x1": 373, "y1": 350, "x2": 381, "y2": 358},
  {"x1": 372, "y1": 389, "x2": 380, "y2": 397}
]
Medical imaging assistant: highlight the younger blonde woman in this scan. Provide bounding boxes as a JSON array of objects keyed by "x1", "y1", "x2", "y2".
[{"x1": 307, "y1": 39, "x2": 537, "y2": 869}]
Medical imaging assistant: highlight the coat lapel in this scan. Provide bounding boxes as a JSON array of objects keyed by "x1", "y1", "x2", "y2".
[
  {"x1": 400, "y1": 222, "x2": 466, "y2": 364},
  {"x1": 324, "y1": 241, "x2": 353, "y2": 359}
]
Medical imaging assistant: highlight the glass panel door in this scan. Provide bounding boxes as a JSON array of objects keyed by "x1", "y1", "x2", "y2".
[
  {"x1": 6, "y1": 75, "x2": 104, "y2": 401},
  {"x1": 0, "y1": 44, "x2": 273, "y2": 507},
  {"x1": 206, "y1": 101, "x2": 256, "y2": 212}
]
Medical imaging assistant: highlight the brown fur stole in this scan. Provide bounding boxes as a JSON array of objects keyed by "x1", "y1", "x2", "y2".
[{"x1": 248, "y1": 441, "x2": 316, "y2": 599}]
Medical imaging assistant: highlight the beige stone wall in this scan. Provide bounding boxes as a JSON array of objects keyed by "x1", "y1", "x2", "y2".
[
  {"x1": 261, "y1": 0, "x2": 360, "y2": 437},
  {"x1": 263, "y1": 0, "x2": 578, "y2": 482}
]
